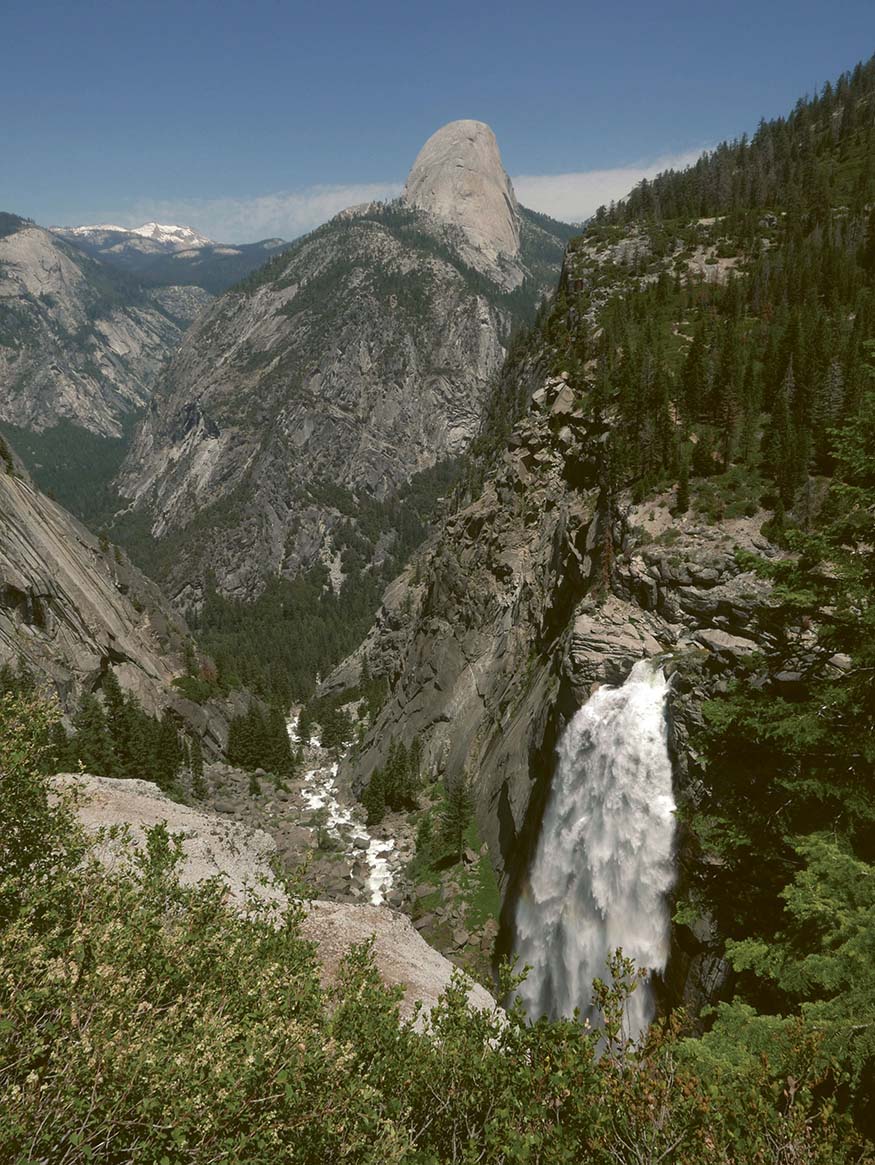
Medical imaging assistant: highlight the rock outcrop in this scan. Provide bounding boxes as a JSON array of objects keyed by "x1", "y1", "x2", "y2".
[
  {"x1": 116, "y1": 125, "x2": 572, "y2": 602},
  {"x1": 336, "y1": 361, "x2": 781, "y2": 1015},
  {"x1": 0, "y1": 458, "x2": 235, "y2": 747},
  {"x1": 57, "y1": 771, "x2": 496, "y2": 1025},
  {"x1": 403, "y1": 120, "x2": 522, "y2": 286},
  {"x1": 0, "y1": 215, "x2": 209, "y2": 437}
]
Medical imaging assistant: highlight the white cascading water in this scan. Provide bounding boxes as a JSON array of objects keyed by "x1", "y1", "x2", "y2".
[{"x1": 514, "y1": 658, "x2": 676, "y2": 1040}]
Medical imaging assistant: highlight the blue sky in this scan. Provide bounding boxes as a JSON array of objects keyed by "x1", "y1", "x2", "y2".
[{"x1": 3, "y1": 0, "x2": 874, "y2": 241}]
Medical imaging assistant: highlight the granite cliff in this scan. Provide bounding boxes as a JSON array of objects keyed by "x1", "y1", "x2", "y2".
[
  {"x1": 331, "y1": 207, "x2": 816, "y2": 1015},
  {"x1": 0, "y1": 447, "x2": 233, "y2": 750},
  {"x1": 0, "y1": 213, "x2": 209, "y2": 438},
  {"x1": 116, "y1": 122, "x2": 573, "y2": 602}
]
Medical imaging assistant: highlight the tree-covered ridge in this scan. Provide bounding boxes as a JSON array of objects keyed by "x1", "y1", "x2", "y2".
[
  {"x1": 522, "y1": 59, "x2": 875, "y2": 519},
  {"x1": 506, "y1": 54, "x2": 875, "y2": 1139},
  {"x1": 603, "y1": 54, "x2": 875, "y2": 223},
  {"x1": 0, "y1": 212, "x2": 32, "y2": 239}
]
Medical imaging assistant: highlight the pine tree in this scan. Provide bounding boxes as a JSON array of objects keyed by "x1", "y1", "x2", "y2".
[
  {"x1": 101, "y1": 670, "x2": 127, "y2": 776},
  {"x1": 155, "y1": 713, "x2": 182, "y2": 791},
  {"x1": 297, "y1": 706, "x2": 313, "y2": 747},
  {"x1": 266, "y1": 706, "x2": 293, "y2": 776},
  {"x1": 49, "y1": 722, "x2": 71, "y2": 773},
  {"x1": 362, "y1": 767, "x2": 386, "y2": 826},
  {"x1": 72, "y1": 693, "x2": 113, "y2": 776},
  {"x1": 440, "y1": 776, "x2": 473, "y2": 864},
  {"x1": 124, "y1": 694, "x2": 155, "y2": 779},
  {"x1": 410, "y1": 734, "x2": 424, "y2": 789}
]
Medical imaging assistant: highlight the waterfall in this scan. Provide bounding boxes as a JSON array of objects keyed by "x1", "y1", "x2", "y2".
[{"x1": 514, "y1": 658, "x2": 676, "y2": 1039}]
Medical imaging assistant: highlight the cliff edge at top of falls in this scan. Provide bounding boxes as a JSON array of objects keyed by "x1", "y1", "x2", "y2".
[{"x1": 403, "y1": 119, "x2": 522, "y2": 280}]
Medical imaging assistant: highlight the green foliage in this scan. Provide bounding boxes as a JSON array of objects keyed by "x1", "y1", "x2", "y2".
[
  {"x1": 227, "y1": 703, "x2": 294, "y2": 776},
  {"x1": 524, "y1": 56, "x2": 875, "y2": 520},
  {"x1": 171, "y1": 672, "x2": 220, "y2": 703},
  {"x1": 727, "y1": 835, "x2": 875, "y2": 1086},
  {"x1": 361, "y1": 738, "x2": 421, "y2": 826},
  {"x1": 0, "y1": 212, "x2": 31, "y2": 239},
  {"x1": 608, "y1": 56, "x2": 875, "y2": 223},
  {"x1": 0, "y1": 419, "x2": 134, "y2": 531},
  {"x1": 0, "y1": 687, "x2": 78, "y2": 924},
  {"x1": 0, "y1": 695, "x2": 866, "y2": 1162},
  {"x1": 190, "y1": 735, "x2": 207, "y2": 800},
  {"x1": 440, "y1": 775, "x2": 474, "y2": 865},
  {"x1": 682, "y1": 349, "x2": 875, "y2": 1136},
  {"x1": 13, "y1": 665, "x2": 201, "y2": 795}
]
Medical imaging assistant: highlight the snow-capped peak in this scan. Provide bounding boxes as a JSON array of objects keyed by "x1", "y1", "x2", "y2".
[
  {"x1": 130, "y1": 222, "x2": 213, "y2": 247},
  {"x1": 51, "y1": 221, "x2": 213, "y2": 249},
  {"x1": 60, "y1": 223, "x2": 130, "y2": 235}
]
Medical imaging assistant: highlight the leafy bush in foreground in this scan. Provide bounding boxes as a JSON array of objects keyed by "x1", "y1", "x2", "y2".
[{"x1": 0, "y1": 691, "x2": 868, "y2": 1163}]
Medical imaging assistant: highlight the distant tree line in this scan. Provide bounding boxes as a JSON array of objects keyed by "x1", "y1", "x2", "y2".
[{"x1": 0, "y1": 662, "x2": 206, "y2": 798}]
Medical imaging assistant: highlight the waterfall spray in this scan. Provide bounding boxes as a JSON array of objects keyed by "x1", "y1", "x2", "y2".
[{"x1": 514, "y1": 658, "x2": 676, "y2": 1039}]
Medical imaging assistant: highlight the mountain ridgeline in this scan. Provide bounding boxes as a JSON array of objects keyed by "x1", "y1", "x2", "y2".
[
  {"x1": 115, "y1": 121, "x2": 574, "y2": 608},
  {"x1": 51, "y1": 222, "x2": 292, "y2": 296},
  {"x1": 0, "y1": 214, "x2": 210, "y2": 438}
]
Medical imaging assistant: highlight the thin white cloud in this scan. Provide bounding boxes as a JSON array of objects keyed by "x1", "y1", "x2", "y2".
[
  {"x1": 512, "y1": 149, "x2": 706, "y2": 224},
  {"x1": 107, "y1": 148, "x2": 705, "y2": 243},
  {"x1": 122, "y1": 182, "x2": 404, "y2": 243}
]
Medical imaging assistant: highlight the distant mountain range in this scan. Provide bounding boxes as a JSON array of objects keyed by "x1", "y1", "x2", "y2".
[
  {"x1": 55, "y1": 221, "x2": 215, "y2": 248},
  {"x1": 116, "y1": 120, "x2": 575, "y2": 601},
  {"x1": 50, "y1": 221, "x2": 291, "y2": 296}
]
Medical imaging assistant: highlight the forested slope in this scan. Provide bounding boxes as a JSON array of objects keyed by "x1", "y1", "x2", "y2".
[{"x1": 340, "y1": 53, "x2": 875, "y2": 1140}]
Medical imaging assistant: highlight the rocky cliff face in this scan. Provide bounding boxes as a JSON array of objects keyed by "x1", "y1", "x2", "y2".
[
  {"x1": 403, "y1": 120, "x2": 522, "y2": 286},
  {"x1": 0, "y1": 455, "x2": 232, "y2": 750},
  {"x1": 116, "y1": 124, "x2": 571, "y2": 602},
  {"x1": 337, "y1": 367, "x2": 780, "y2": 1011},
  {"x1": 330, "y1": 204, "x2": 793, "y2": 1014},
  {"x1": 0, "y1": 215, "x2": 210, "y2": 437}
]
